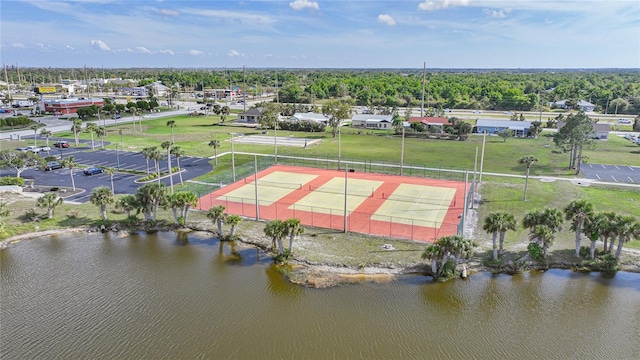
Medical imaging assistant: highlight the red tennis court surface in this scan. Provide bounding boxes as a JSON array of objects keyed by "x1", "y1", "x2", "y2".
[{"x1": 197, "y1": 165, "x2": 467, "y2": 242}]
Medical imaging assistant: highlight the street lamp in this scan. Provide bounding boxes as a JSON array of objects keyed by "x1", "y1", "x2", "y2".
[
  {"x1": 115, "y1": 143, "x2": 120, "y2": 170},
  {"x1": 338, "y1": 122, "x2": 342, "y2": 170},
  {"x1": 230, "y1": 133, "x2": 236, "y2": 182},
  {"x1": 58, "y1": 139, "x2": 64, "y2": 159}
]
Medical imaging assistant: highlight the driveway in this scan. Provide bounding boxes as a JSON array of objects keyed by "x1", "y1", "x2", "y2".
[{"x1": 581, "y1": 163, "x2": 640, "y2": 184}]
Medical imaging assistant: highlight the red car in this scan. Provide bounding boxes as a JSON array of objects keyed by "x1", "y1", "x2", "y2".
[{"x1": 53, "y1": 141, "x2": 69, "y2": 148}]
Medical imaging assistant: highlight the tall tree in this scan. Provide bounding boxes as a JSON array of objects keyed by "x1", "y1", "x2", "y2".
[
  {"x1": 483, "y1": 212, "x2": 517, "y2": 260},
  {"x1": 60, "y1": 155, "x2": 78, "y2": 191},
  {"x1": 553, "y1": 111, "x2": 594, "y2": 174},
  {"x1": 225, "y1": 214, "x2": 242, "y2": 237},
  {"x1": 36, "y1": 192, "x2": 63, "y2": 219},
  {"x1": 284, "y1": 218, "x2": 304, "y2": 254},
  {"x1": 208, "y1": 139, "x2": 221, "y2": 165},
  {"x1": 103, "y1": 167, "x2": 116, "y2": 193},
  {"x1": 90, "y1": 186, "x2": 115, "y2": 221},
  {"x1": 614, "y1": 216, "x2": 640, "y2": 260},
  {"x1": 85, "y1": 122, "x2": 98, "y2": 149},
  {"x1": 518, "y1": 155, "x2": 538, "y2": 201},
  {"x1": 264, "y1": 219, "x2": 287, "y2": 254},
  {"x1": 564, "y1": 199, "x2": 594, "y2": 257},
  {"x1": 30, "y1": 123, "x2": 45, "y2": 146},
  {"x1": 0, "y1": 150, "x2": 45, "y2": 178},
  {"x1": 166, "y1": 120, "x2": 176, "y2": 144},
  {"x1": 96, "y1": 126, "x2": 107, "y2": 149},
  {"x1": 40, "y1": 129, "x2": 53, "y2": 147},
  {"x1": 116, "y1": 195, "x2": 138, "y2": 218},
  {"x1": 70, "y1": 119, "x2": 83, "y2": 146},
  {"x1": 322, "y1": 100, "x2": 353, "y2": 138},
  {"x1": 165, "y1": 191, "x2": 198, "y2": 225},
  {"x1": 171, "y1": 146, "x2": 185, "y2": 185},
  {"x1": 134, "y1": 182, "x2": 168, "y2": 222},
  {"x1": 523, "y1": 207, "x2": 563, "y2": 258},
  {"x1": 161, "y1": 141, "x2": 174, "y2": 193}
]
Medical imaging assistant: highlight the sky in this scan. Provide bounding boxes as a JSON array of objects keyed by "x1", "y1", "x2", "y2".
[{"x1": 1, "y1": 0, "x2": 639, "y2": 69}]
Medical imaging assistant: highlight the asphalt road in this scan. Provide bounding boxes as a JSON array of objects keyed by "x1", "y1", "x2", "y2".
[
  {"x1": 14, "y1": 144, "x2": 214, "y2": 203},
  {"x1": 581, "y1": 163, "x2": 640, "y2": 184}
]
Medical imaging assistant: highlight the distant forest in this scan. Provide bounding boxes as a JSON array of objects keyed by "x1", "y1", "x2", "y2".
[{"x1": 4, "y1": 67, "x2": 640, "y2": 115}]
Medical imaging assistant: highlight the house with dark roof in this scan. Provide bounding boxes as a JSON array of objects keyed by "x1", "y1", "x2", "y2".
[
  {"x1": 549, "y1": 99, "x2": 596, "y2": 112},
  {"x1": 237, "y1": 107, "x2": 263, "y2": 123},
  {"x1": 475, "y1": 119, "x2": 533, "y2": 137}
]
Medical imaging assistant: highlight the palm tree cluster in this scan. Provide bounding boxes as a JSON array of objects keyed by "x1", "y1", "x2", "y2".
[
  {"x1": 263, "y1": 218, "x2": 305, "y2": 258},
  {"x1": 206, "y1": 205, "x2": 242, "y2": 239},
  {"x1": 421, "y1": 235, "x2": 476, "y2": 279},
  {"x1": 483, "y1": 199, "x2": 639, "y2": 264}
]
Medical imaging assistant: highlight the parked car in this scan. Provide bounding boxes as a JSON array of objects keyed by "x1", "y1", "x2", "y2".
[
  {"x1": 37, "y1": 146, "x2": 51, "y2": 152},
  {"x1": 112, "y1": 114, "x2": 122, "y2": 119},
  {"x1": 84, "y1": 167, "x2": 104, "y2": 175},
  {"x1": 25, "y1": 146, "x2": 41, "y2": 153},
  {"x1": 0, "y1": 108, "x2": 11, "y2": 113},
  {"x1": 15, "y1": 147, "x2": 29, "y2": 152},
  {"x1": 618, "y1": 118, "x2": 632, "y2": 124},
  {"x1": 53, "y1": 141, "x2": 69, "y2": 148},
  {"x1": 44, "y1": 161, "x2": 63, "y2": 171}
]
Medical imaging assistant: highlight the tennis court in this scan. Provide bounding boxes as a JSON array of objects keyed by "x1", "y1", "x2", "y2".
[{"x1": 197, "y1": 164, "x2": 468, "y2": 242}]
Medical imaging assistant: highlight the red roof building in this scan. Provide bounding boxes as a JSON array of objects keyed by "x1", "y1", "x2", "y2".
[{"x1": 43, "y1": 98, "x2": 104, "y2": 115}]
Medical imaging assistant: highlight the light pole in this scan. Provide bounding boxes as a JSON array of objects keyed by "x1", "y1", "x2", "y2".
[
  {"x1": 58, "y1": 140, "x2": 64, "y2": 159},
  {"x1": 230, "y1": 133, "x2": 236, "y2": 182},
  {"x1": 338, "y1": 122, "x2": 342, "y2": 170},
  {"x1": 115, "y1": 143, "x2": 120, "y2": 170}
]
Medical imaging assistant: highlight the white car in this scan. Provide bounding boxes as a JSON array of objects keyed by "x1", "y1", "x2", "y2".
[
  {"x1": 37, "y1": 146, "x2": 51, "y2": 152},
  {"x1": 618, "y1": 119, "x2": 632, "y2": 124},
  {"x1": 25, "y1": 146, "x2": 41, "y2": 153}
]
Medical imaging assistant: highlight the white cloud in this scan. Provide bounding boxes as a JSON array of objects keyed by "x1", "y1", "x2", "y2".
[
  {"x1": 189, "y1": 49, "x2": 203, "y2": 56},
  {"x1": 91, "y1": 40, "x2": 111, "y2": 51},
  {"x1": 36, "y1": 43, "x2": 52, "y2": 50},
  {"x1": 484, "y1": 8, "x2": 508, "y2": 19},
  {"x1": 157, "y1": 8, "x2": 179, "y2": 16},
  {"x1": 135, "y1": 46, "x2": 152, "y2": 54},
  {"x1": 418, "y1": 0, "x2": 470, "y2": 11},
  {"x1": 65, "y1": 45, "x2": 74, "y2": 50},
  {"x1": 159, "y1": 49, "x2": 175, "y2": 55},
  {"x1": 377, "y1": 14, "x2": 396, "y2": 26},
  {"x1": 289, "y1": 0, "x2": 319, "y2": 11},
  {"x1": 11, "y1": 43, "x2": 26, "y2": 48},
  {"x1": 227, "y1": 49, "x2": 244, "y2": 57}
]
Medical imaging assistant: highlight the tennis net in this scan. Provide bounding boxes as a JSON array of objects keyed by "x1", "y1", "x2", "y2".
[
  {"x1": 244, "y1": 178, "x2": 303, "y2": 190},
  {"x1": 308, "y1": 184, "x2": 374, "y2": 198},
  {"x1": 382, "y1": 192, "x2": 455, "y2": 206}
]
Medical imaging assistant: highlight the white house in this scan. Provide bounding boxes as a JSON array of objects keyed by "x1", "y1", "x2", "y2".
[
  {"x1": 351, "y1": 114, "x2": 393, "y2": 129},
  {"x1": 237, "y1": 107, "x2": 263, "y2": 123},
  {"x1": 149, "y1": 81, "x2": 169, "y2": 97},
  {"x1": 291, "y1": 112, "x2": 329, "y2": 124},
  {"x1": 549, "y1": 99, "x2": 596, "y2": 112}
]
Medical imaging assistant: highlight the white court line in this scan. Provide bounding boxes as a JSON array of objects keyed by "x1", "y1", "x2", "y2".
[{"x1": 611, "y1": 175, "x2": 618, "y2": 182}]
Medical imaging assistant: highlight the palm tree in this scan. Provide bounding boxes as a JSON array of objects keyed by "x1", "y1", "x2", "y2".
[
  {"x1": 208, "y1": 139, "x2": 221, "y2": 165},
  {"x1": 518, "y1": 155, "x2": 538, "y2": 201},
  {"x1": 140, "y1": 147, "x2": 154, "y2": 174},
  {"x1": 161, "y1": 141, "x2": 174, "y2": 193},
  {"x1": 40, "y1": 129, "x2": 53, "y2": 147},
  {"x1": 103, "y1": 167, "x2": 116, "y2": 193},
  {"x1": 134, "y1": 182, "x2": 168, "y2": 222},
  {"x1": 148, "y1": 147, "x2": 164, "y2": 183},
  {"x1": 36, "y1": 192, "x2": 63, "y2": 219},
  {"x1": 284, "y1": 218, "x2": 304, "y2": 254},
  {"x1": 564, "y1": 199, "x2": 594, "y2": 257},
  {"x1": 96, "y1": 126, "x2": 107, "y2": 149},
  {"x1": 166, "y1": 120, "x2": 176, "y2": 143},
  {"x1": 614, "y1": 216, "x2": 640, "y2": 259},
  {"x1": 225, "y1": 214, "x2": 242, "y2": 237},
  {"x1": 523, "y1": 207, "x2": 563, "y2": 258},
  {"x1": 86, "y1": 122, "x2": 98, "y2": 149},
  {"x1": 483, "y1": 212, "x2": 517, "y2": 260},
  {"x1": 60, "y1": 156, "x2": 78, "y2": 191},
  {"x1": 264, "y1": 219, "x2": 287, "y2": 254},
  {"x1": 70, "y1": 119, "x2": 83, "y2": 146},
  {"x1": 583, "y1": 213, "x2": 605, "y2": 259},
  {"x1": 220, "y1": 106, "x2": 230, "y2": 123},
  {"x1": 90, "y1": 186, "x2": 114, "y2": 221},
  {"x1": 30, "y1": 123, "x2": 45, "y2": 146},
  {"x1": 165, "y1": 191, "x2": 198, "y2": 225},
  {"x1": 206, "y1": 205, "x2": 226, "y2": 236},
  {"x1": 116, "y1": 195, "x2": 138, "y2": 218},
  {"x1": 421, "y1": 244, "x2": 443, "y2": 275},
  {"x1": 171, "y1": 145, "x2": 185, "y2": 185}
]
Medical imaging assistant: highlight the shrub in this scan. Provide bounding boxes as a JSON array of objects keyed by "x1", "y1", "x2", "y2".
[
  {"x1": 527, "y1": 242, "x2": 543, "y2": 260},
  {"x1": 0, "y1": 176, "x2": 25, "y2": 186},
  {"x1": 579, "y1": 246, "x2": 590, "y2": 259}
]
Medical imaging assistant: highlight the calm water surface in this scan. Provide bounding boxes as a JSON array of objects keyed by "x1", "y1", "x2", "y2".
[{"x1": 1, "y1": 232, "x2": 639, "y2": 359}]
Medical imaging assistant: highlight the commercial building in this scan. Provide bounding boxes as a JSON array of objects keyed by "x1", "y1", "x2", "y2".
[{"x1": 43, "y1": 98, "x2": 104, "y2": 115}]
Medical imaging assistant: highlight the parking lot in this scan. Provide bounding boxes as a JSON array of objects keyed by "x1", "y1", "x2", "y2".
[
  {"x1": 581, "y1": 163, "x2": 640, "y2": 184},
  {"x1": 9, "y1": 143, "x2": 214, "y2": 203}
]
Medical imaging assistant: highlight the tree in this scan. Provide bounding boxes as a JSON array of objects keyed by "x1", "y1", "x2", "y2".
[
  {"x1": 60, "y1": 156, "x2": 79, "y2": 191},
  {"x1": 523, "y1": 207, "x2": 563, "y2": 258},
  {"x1": 564, "y1": 200, "x2": 594, "y2": 257},
  {"x1": 96, "y1": 126, "x2": 107, "y2": 149},
  {"x1": 116, "y1": 195, "x2": 138, "y2": 218},
  {"x1": 553, "y1": 111, "x2": 594, "y2": 174},
  {"x1": 518, "y1": 155, "x2": 538, "y2": 201},
  {"x1": 147, "y1": 147, "x2": 164, "y2": 183},
  {"x1": 103, "y1": 167, "x2": 116, "y2": 193},
  {"x1": 410, "y1": 121, "x2": 424, "y2": 133},
  {"x1": 614, "y1": 216, "x2": 640, "y2": 260},
  {"x1": 206, "y1": 205, "x2": 226, "y2": 236},
  {"x1": 220, "y1": 106, "x2": 230, "y2": 123},
  {"x1": 165, "y1": 191, "x2": 198, "y2": 226},
  {"x1": 264, "y1": 219, "x2": 287, "y2": 254},
  {"x1": 171, "y1": 146, "x2": 185, "y2": 185},
  {"x1": 140, "y1": 147, "x2": 154, "y2": 174},
  {"x1": 161, "y1": 141, "x2": 174, "y2": 193},
  {"x1": 225, "y1": 214, "x2": 242, "y2": 237},
  {"x1": 583, "y1": 213, "x2": 607, "y2": 259},
  {"x1": 166, "y1": 120, "x2": 176, "y2": 144},
  {"x1": 0, "y1": 150, "x2": 45, "y2": 178},
  {"x1": 40, "y1": 129, "x2": 53, "y2": 147},
  {"x1": 70, "y1": 119, "x2": 82, "y2": 146},
  {"x1": 482, "y1": 212, "x2": 517, "y2": 260},
  {"x1": 37, "y1": 192, "x2": 63, "y2": 219},
  {"x1": 421, "y1": 235, "x2": 475, "y2": 279},
  {"x1": 498, "y1": 129, "x2": 513, "y2": 142},
  {"x1": 258, "y1": 103, "x2": 280, "y2": 129},
  {"x1": 90, "y1": 186, "x2": 114, "y2": 221},
  {"x1": 85, "y1": 122, "x2": 98, "y2": 149},
  {"x1": 30, "y1": 123, "x2": 45, "y2": 146},
  {"x1": 529, "y1": 120, "x2": 543, "y2": 138},
  {"x1": 391, "y1": 114, "x2": 403, "y2": 133},
  {"x1": 322, "y1": 100, "x2": 352, "y2": 138},
  {"x1": 135, "y1": 182, "x2": 168, "y2": 222},
  {"x1": 208, "y1": 139, "x2": 221, "y2": 165},
  {"x1": 284, "y1": 218, "x2": 304, "y2": 254}
]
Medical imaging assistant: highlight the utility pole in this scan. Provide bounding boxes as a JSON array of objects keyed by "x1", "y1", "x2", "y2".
[
  {"x1": 420, "y1": 62, "x2": 426, "y2": 117},
  {"x1": 243, "y1": 65, "x2": 246, "y2": 112}
]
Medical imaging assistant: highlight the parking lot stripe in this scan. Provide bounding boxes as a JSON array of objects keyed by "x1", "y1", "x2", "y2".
[
  {"x1": 615, "y1": 165, "x2": 620, "y2": 170},
  {"x1": 601, "y1": 164, "x2": 606, "y2": 169},
  {"x1": 596, "y1": 174, "x2": 601, "y2": 180},
  {"x1": 611, "y1": 175, "x2": 617, "y2": 182},
  {"x1": 588, "y1": 164, "x2": 593, "y2": 168},
  {"x1": 630, "y1": 167, "x2": 634, "y2": 171},
  {"x1": 628, "y1": 177, "x2": 635, "y2": 183}
]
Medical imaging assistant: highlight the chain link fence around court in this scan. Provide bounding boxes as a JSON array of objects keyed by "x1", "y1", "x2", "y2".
[
  {"x1": 182, "y1": 154, "x2": 473, "y2": 241},
  {"x1": 201, "y1": 193, "x2": 458, "y2": 242}
]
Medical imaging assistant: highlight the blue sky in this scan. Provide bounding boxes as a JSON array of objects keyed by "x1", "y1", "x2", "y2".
[{"x1": 1, "y1": 0, "x2": 639, "y2": 69}]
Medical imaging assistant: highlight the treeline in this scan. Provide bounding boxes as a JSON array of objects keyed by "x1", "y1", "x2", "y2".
[{"x1": 4, "y1": 67, "x2": 640, "y2": 114}]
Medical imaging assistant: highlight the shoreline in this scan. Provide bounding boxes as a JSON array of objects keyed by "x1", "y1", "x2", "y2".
[{"x1": 3, "y1": 226, "x2": 639, "y2": 288}]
